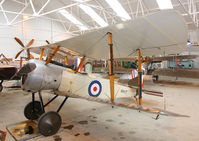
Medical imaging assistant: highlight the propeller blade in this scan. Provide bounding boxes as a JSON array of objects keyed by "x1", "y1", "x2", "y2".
[
  {"x1": 15, "y1": 49, "x2": 24, "y2": 59},
  {"x1": 26, "y1": 39, "x2": 34, "y2": 47},
  {"x1": 14, "y1": 37, "x2": 25, "y2": 47},
  {"x1": 46, "y1": 40, "x2": 50, "y2": 44}
]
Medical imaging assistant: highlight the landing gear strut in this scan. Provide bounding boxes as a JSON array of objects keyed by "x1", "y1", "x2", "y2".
[
  {"x1": 24, "y1": 91, "x2": 68, "y2": 136},
  {"x1": 0, "y1": 80, "x2": 3, "y2": 92},
  {"x1": 24, "y1": 93, "x2": 44, "y2": 120}
]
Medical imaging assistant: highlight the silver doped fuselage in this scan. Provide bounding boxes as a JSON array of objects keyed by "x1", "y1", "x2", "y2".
[{"x1": 22, "y1": 59, "x2": 135, "y2": 100}]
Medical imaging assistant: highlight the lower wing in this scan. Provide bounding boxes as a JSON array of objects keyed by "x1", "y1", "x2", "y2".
[{"x1": 54, "y1": 90, "x2": 188, "y2": 117}]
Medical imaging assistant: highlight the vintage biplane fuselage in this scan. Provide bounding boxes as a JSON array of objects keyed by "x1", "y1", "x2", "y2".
[{"x1": 22, "y1": 59, "x2": 135, "y2": 100}]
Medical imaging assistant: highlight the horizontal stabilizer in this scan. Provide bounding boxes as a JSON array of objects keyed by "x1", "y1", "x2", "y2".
[
  {"x1": 119, "y1": 75, "x2": 163, "y2": 97},
  {"x1": 54, "y1": 91, "x2": 189, "y2": 117}
]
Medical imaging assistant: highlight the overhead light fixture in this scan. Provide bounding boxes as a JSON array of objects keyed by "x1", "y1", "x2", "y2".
[
  {"x1": 59, "y1": 9, "x2": 88, "y2": 30},
  {"x1": 156, "y1": 0, "x2": 173, "y2": 9},
  {"x1": 74, "y1": 0, "x2": 108, "y2": 27},
  {"x1": 23, "y1": 15, "x2": 29, "y2": 19},
  {"x1": 78, "y1": 4, "x2": 108, "y2": 27},
  {"x1": 105, "y1": 0, "x2": 131, "y2": 21}
]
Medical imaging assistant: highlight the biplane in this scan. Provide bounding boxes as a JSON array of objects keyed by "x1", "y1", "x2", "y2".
[
  {"x1": 113, "y1": 54, "x2": 198, "y2": 81},
  {"x1": 13, "y1": 10, "x2": 188, "y2": 136}
]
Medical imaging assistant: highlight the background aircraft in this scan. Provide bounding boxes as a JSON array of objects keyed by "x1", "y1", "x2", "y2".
[
  {"x1": 0, "y1": 65, "x2": 18, "y2": 92},
  {"x1": 0, "y1": 53, "x2": 18, "y2": 92},
  {"x1": 111, "y1": 54, "x2": 199, "y2": 81}
]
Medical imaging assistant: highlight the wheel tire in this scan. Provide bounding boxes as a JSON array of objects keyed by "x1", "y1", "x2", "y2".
[
  {"x1": 24, "y1": 101, "x2": 44, "y2": 120},
  {"x1": 38, "y1": 111, "x2": 62, "y2": 136},
  {"x1": 0, "y1": 85, "x2": 3, "y2": 92}
]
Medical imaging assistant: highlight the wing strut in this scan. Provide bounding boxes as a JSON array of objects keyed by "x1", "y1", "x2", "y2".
[
  {"x1": 138, "y1": 49, "x2": 142, "y2": 105},
  {"x1": 65, "y1": 56, "x2": 68, "y2": 65},
  {"x1": 40, "y1": 48, "x2": 44, "y2": 60},
  {"x1": 45, "y1": 46, "x2": 60, "y2": 65},
  {"x1": 107, "y1": 32, "x2": 115, "y2": 103}
]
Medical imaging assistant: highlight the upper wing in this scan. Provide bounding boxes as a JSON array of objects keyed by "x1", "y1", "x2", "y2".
[{"x1": 31, "y1": 10, "x2": 187, "y2": 59}]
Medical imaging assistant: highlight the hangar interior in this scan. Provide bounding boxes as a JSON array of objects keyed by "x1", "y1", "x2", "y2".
[{"x1": 0, "y1": 0, "x2": 199, "y2": 141}]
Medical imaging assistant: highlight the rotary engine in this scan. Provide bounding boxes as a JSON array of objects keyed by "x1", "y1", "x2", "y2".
[{"x1": 22, "y1": 60, "x2": 64, "y2": 92}]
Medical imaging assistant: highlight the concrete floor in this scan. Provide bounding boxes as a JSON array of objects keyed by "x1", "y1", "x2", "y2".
[{"x1": 0, "y1": 81, "x2": 199, "y2": 141}]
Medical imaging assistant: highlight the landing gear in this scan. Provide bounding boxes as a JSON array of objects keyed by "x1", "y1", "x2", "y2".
[
  {"x1": 38, "y1": 111, "x2": 62, "y2": 136},
  {"x1": 0, "y1": 80, "x2": 3, "y2": 92},
  {"x1": 24, "y1": 101, "x2": 44, "y2": 120},
  {"x1": 24, "y1": 91, "x2": 68, "y2": 136},
  {"x1": 24, "y1": 93, "x2": 44, "y2": 120}
]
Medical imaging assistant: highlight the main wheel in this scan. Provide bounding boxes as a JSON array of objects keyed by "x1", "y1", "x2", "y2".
[
  {"x1": 38, "y1": 111, "x2": 62, "y2": 136},
  {"x1": 24, "y1": 101, "x2": 44, "y2": 120},
  {"x1": 0, "y1": 84, "x2": 3, "y2": 92}
]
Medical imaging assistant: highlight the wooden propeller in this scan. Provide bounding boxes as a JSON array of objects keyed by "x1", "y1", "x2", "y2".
[{"x1": 14, "y1": 37, "x2": 34, "y2": 59}]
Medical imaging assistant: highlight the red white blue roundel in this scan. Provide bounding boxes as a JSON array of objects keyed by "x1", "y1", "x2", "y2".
[{"x1": 88, "y1": 80, "x2": 102, "y2": 97}]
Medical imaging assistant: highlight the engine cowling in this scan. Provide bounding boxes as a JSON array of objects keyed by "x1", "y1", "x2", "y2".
[{"x1": 22, "y1": 60, "x2": 64, "y2": 92}]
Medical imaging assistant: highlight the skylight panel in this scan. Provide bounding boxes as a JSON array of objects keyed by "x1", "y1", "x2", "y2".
[
  {"x1": 156, "y1": 0, "x2": 173, "y2": 9},
  {"x1": 59, "y1": 9, "x2": 88, "y2": 30},
  {"x1": 78, "y1": 4, "x2": 108, "y2": 27},
  {"x1": 105, "y1": 0, "x2": 131, "y2": 21}
]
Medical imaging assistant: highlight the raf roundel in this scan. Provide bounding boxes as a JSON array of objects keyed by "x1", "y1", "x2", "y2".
[{"x1": 88, "y1": 80, "x2": 102, "y2": 97}]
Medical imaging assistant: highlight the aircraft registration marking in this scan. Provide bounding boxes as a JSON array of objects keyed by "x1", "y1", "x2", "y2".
[{"x1": 88, "y1": 80, "x2": 102, "y2": 97}]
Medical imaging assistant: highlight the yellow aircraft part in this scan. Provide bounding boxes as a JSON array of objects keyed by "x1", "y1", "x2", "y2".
[
  {"x1": 65, "y1": 55, "x2": 68, "y2": 65},
  {"x1": 138, "y1": 49, "x2": 142, "y2": 105},
  {"x1": 108, "y1": 32, "x2": 115, "y2": 103},
  {"x1": 45, "y1": 46, "x2": 60, "y2": 65},
  {"x1": 109, "y1": 75, "x2": 115, "y2": 102},
  {"x1": 39, "y1": 48, "x2": 44, "y2": 61}
]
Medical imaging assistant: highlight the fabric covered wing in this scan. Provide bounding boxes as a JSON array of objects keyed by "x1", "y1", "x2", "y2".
[
  {"x1": 31, "y1": 10, "x2": 187, "y2": 59},
  {"x1": 54, "y1": 90, "x2": 188, "y2": 117}
]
